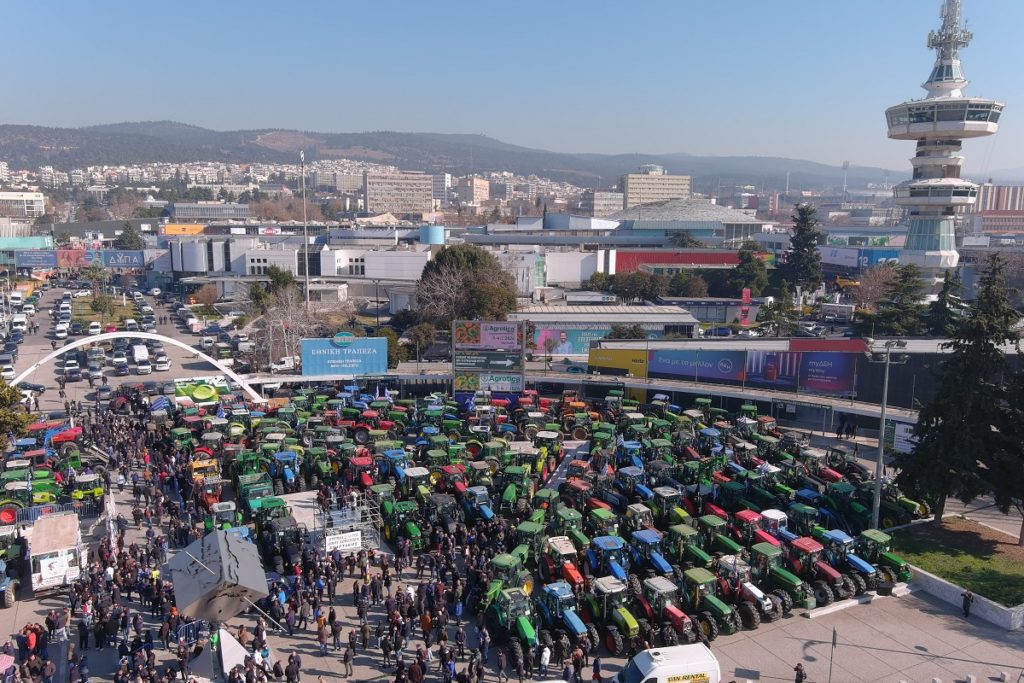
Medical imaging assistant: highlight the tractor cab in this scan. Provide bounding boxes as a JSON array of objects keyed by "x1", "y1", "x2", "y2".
[
  {"x1": 748, "y1": 541, "x2": 815, "y2": 611},
  {"x1": 401, "y1": 466, "x2": 431, "y2": 500},
  {"x1": 532, "y1": 488, "x2": 559, "y2": 515},
  {"x1": 552, "y1": 505, "x2": 589, "y2": 549},
  {"x1": 623, "y1": 503, "x2": 655, "y2": 535},
  {"x1": 650, "y1": 486, "x2": 689, "y2": 527},
  {"x1": 189, "y1": 458, "x2": 220, "y2": 482},
  {"x1": 382, "y1": 499, "x2": 423, "y2": 550},
  {"x1": 71, "y1": 474, "x2": 104, "y2": 502},
  {"x1": 732, "y1": 509, "x2": 777, "y2": 547},
  {"x1": 759, "y1": 509, "x2": 796, "y2": 543},
  {"x1": 638, "y1": 576, "x2": 695, "y2": 643},
  {"x1": 587, "y1": 535, "x2": 630, "y2": 581},
  {"x1": 664, "y1": 523, "x2": 711, "y2": 568},
  {"x1": 205, "y1": 501, "x2": 240, "y2": 532},
  {"x1": 438, "y1": 464, "x2": 467, "y2": 494},
  {"x1": 424, "y1": 493, "x2": 461, "y2": 534},
  {"x1": 629, "y1": 528, "x2": 672, "y2": 577},
  {"x1": 251, "y1": 497, "x2": 290, "y2": 531},
  {"x1": 367, "y1": 483, "x2": 396, "y2": 506},
  {"x1": 586, "y1": 507, "x2": 619, "y2": 537},
  {"x1": 787, "y1": 503, "x2": 820, "y2": 536},
  {"x1": 696, "y1": 514, "x2": 744, "y2": 555},
  {"x1": 344, "y1": 455, "x2": 375, "y2": 489},
  {"x1": 615, "y1": 466, "x2": 652, "y2": 500},
  {"x1": 380, "y1": 449, "x2": 410, "y2": 481},
  {"x1": 538, "y1": 580, "x2": 587, "y2": 632},
  {"x1": 489, "y1": 553, "x2": 533, "y2": 595},
  {"x1": 467, "y1": 460, "x2": 493, "y2": 487},
  {"x1": 464, "y1": 485, "x2": 495, "y2": 521},
  {"x1": 533, "y1": 431, "x2": 562, "y2": 461},
  {"x1": 587, "y1": 575, "x2": 637, "y2": 645},
  {"x1": 617, "y1": 440, "x2": 644, "y2": 469},
  {"x1": 511, "y1": 520, "x2": 547, "y2": 566},
  {"x1": 561, "y1": 478, "x2": 593, "y2": 511},
  {"x1": 650, "y1": 438, "x2": 675, "y2": 463},
  {"x1": 566, "y1": 460, "x2": 592, "y2": 481},
  {"x1": 539, "y1": 535, "x2": 584, "y2": 588}
]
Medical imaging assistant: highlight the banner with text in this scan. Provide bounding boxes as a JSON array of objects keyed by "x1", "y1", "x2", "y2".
[
  {"x1": 452, "y1": 321, "x2": 522, "y2": 351},
  {"x1": 647, "y1": 349, "x2": 746, "y2": 384},
  {"x1": 300, "y1": 336, "x2": 388, "y2": 376}
]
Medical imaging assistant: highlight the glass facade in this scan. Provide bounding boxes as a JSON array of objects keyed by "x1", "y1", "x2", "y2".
[
  {"x1": 904, "y1": 217, "x2": 956, "y2": 252},
  {"x1": 887, "y1": 101, "x2": 1002, "y2": 127}
]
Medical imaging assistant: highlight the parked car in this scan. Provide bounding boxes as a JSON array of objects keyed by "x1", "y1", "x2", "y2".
[
  {"x1": 114, "y1": 363, "x2": 130, "y2": 376},
  {"x1": 73, "y1": 290, "x2": 91, "y2": 298},
  {"x1": 70, "y1": 322, "x2": 84, "y2": 335},
  {"x1": 154, "y1": 355, "x2": 171, "y2": 371},
  {"x1": 65, "y1": 367, "x2": 82, "y2": 382},
  {"x1": 135, "y1": 359, "x2": 152, "y2": 375},
  {"x1": 0, "y1": 366, "x2": 14, "y2": 381},
  {"x1": 88, "y1": 322, "x2": 102, "y2": 335}
]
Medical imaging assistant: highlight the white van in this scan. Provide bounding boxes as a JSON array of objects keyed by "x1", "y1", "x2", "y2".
[
  {"x1": 616, "y1": 645, "x2": 720, "y2": 683},
  {"x1": 124, "y1": 318, "x2": 139, "y2": 332},
  {"x1": 7, "y1": 292, "x2": 22, "y2": 307},
  {"x1": 10, "y1": 314, "x2": 26, "y2": 333}
]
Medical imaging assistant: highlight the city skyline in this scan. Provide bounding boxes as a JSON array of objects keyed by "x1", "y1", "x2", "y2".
[{"x1": 4, "y1": 1, "x2": 1021, "y2": 173}]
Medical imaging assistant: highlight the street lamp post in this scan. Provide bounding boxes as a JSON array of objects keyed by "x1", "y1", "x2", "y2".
[
  {"x1": 373, "y1": 279, "x2": 380, "y2": 331},
  {"x1": 864, "y1": 339, "x2": 908, "y2": 529},
  {"x1": 300, "y1": 151, "x2": 310, "y2": 312}
]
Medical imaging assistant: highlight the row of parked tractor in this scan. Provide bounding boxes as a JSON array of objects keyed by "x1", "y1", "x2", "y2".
[{"x1": 155, "y1": 382, "x2": 920, "y2": 667}]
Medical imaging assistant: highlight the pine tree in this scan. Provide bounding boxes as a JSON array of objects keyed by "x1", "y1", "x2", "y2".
[
  {"x1": 782, "y1": 204, "x2": 823, "y2": 293},
  {"x1": 895, "y1": 254, "x2": 1020, "y2": 528},
  {"x1": 854, "y1": 264, "x2": 926, "y2": 336},
  {"x1": 925, "y1": 269, "x2": 967, "y2": 337}
]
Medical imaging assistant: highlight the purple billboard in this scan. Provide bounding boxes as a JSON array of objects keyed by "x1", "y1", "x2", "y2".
[
  {"x1": 799, "y1": 351, "x2": 857, "y2": 395},
  {"x1": 648, "y1": 350, "x2": 746, "y2": 384}
]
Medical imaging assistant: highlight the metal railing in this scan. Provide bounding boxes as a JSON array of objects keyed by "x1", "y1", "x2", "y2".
[{"x1": 10, "y1": 499, "x2": 103, "y2": 525}]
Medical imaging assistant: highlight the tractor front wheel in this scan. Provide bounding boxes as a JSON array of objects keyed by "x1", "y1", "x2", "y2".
[
  {"x1": 697, "y1": 612, "x2": 719, "y2": 642},
  {"x1": 811, "y1": 580, "x2": 834, "y2": 607},
  {"x1": 273, "y1": 479, "x2": 284, "y2": 496},
  {"x1": 660, "y1": 625, "x2": 678, "y2": 646},
  {"x1": 310, "y1": 474, "x2": 319, "y2": 490},
  {"x1": 851, "y1": 573, "x2": 867, "y2": 596},
  {"x1": 604, "y1": 627, "x2": 624, "y2": 656},
  {"x1": 585, "y1": 624, "x2": 599, "y2": 653},
  {"x1": 0, "y1": 582, "x2": 14, "y2": 608},
  {"x1": 627, "y1": 574, "x2": 643, "y2": 598},
  {"x1": 772, "y1": 589, "x2": 794, "y2": 615},
  {"x1": 837, "y1": 575, "x2": 855, "y2": 600},
  {"x1": 738, "y1": 601, "x2": 760, "y2": 630}
]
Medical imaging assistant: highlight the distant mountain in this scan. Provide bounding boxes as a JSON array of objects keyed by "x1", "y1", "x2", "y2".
[{"x1": 0, "y1": 121, "x2": 900, "y2": 190}]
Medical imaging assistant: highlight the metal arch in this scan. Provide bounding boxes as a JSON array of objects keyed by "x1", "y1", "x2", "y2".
[{"x1": 11, "y1": 331, "x2": 266, "y2": 403}]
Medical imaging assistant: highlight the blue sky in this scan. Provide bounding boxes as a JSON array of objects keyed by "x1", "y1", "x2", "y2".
[{"x1": 6, "y1": 0, "x2": 1023, "y2": 172}]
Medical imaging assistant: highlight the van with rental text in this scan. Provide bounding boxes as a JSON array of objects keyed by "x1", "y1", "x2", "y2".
[{"x1": 616, "y1": 645, "x2": 720, "y2": 683}]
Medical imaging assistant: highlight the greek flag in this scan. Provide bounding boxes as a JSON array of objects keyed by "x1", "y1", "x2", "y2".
[
  {"x1": 465, "y1": 394, "x2": 476, "y2": 413},
  {"x1": 216, "y1": 403, "x2": 225, "y2": 419}
]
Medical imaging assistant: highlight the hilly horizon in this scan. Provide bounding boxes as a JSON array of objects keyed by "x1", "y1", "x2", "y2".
[{"x1": 7, "y1": 119, "x2": 1017, "y2": 190}]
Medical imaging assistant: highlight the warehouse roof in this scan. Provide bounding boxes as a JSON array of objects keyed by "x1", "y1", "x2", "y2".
[{"x1": 606, "y1": 198, "x2": 767, "y2": 224}]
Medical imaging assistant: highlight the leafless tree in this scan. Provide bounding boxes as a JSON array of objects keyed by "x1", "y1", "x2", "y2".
[
  {"x1": 416, "y1": 263, "x2": 467, "y2": 325},
  {"x1": 849, "y1": 265, "x2": 898, "y2": 311}
]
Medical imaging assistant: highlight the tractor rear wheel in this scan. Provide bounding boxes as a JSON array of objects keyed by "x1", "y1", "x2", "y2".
[
  {"x1": 571, "y1": 426, "x2": 589, "y2": 441},
  {"x1": 851, "y1": 573, "x2": 867, "y2": 596},
  {"x1": 515, "y1": 498, "x2": 529, "y2": 515},
  {"x1": 604, "y1": 627, "x2": 624, "y2": 656},
  {"x1": 738, "y1": 601, "x2": 760, "y2": 630},
  {"x1": 772, "y1": 589, "x2": 794, "y2": 614},
  {"x1": 697, "y1": 612, "x2": 719, "y2": 642},
  {"x1": 354, "y1": 428, "x2": 370, "y2": 445},
  {"x1": 585, "y1": 624, "x2": 599, "y2": 652},
  {"x1": 659, "y1": 625, "x2": 678, "y2": 646},
  {"x1": 273, "y1": 479, "x2": 284, "y2": 496},
  {"x1": 811, "y1": 580, "x2": 834, "y2": 607},
  {"x1": 838, "y1": 575, "x2": 855, "y2": 600},
  {"x1": 509, "y1": 639, "x2": 524, "y2": 671},
  {"x1": 310, "y1": 474, "x2": 319, "y2": 490},
  {"x1": 636, "y1": 619, "x2": 651, "y2": 645}
]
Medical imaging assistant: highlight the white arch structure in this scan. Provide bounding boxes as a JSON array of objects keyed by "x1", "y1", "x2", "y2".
[{"x1": 12, "y1": 331, "x2": 266, "y2": 403}]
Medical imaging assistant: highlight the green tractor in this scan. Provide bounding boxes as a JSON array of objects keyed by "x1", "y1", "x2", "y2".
[
  {"x1": 237, "y1": 473, "x2": 275, "y2": 521},
  {"x1": 510, "y1": 520, "x2": 547, "y2": 568},
  {"x1": 695, "y1": 514, "x2": 745, "y2": 556},
  {"x1": 497, "y1": 466, "x2": 533, "y2": 515},
  {"x1": 747, "y1": 542, "x2": 814, "y2": 613},
  {"x1": 549, "y1": 505, "x2": 589, "y2": 550},
  {"x1": 586, "y1": 507, "x2": 619, "y2": 538},
  {"x1": 679, "y1": 567, "x2": 740, "y2": 640},
  {"x1": 251, "y1": 497, "x2": 290, "y2": 536},
  {"x1": 580, "y1": 576, "x2": 640, "y2": 656},
  {"x1": 488, "y1": 553, "x2": 534, "y2": 597},
  {"x1": 855, "y1": 529, "x2": 914, "y2": 585},
  {"x1": 532, "y1": 488, "x2": 560, "y2": 519},
  {"x1": 302, "y1": 447, "x2": 335, "y2": 489},
  {"x1": 484, "y1": 588, "x2": 538, "y2": 672},
  {"x1": 205, "y1": 501, "x2": 243, "y2": 532},
  {"x1": 382, "y1": 499, "x2": 424, "y2": 550},
  {"x1": 648, "y1": 486, "x2": 690, "y2": 529},
  {"x1": 69, "y1": 473, "x2": 104, "y2": 503},
  {"x1": 660, "y1": 523, "x2": 712, "y2": 570}
]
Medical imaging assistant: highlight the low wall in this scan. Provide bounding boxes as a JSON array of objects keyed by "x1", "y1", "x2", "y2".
[{"x1": 909, "y1": 565, "x2": 1024, "y2": 630}]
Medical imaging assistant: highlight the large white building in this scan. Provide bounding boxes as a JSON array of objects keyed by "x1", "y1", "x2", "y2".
[
  {"x1": 363, "y1": 172, "x2": 434, "y2": 215},
  {"x1": 620, "y1": 166, "x2": 691, "y2": 208},
  {"x1": 0, "y1": 191, "x2": 45, "y2": 219}
]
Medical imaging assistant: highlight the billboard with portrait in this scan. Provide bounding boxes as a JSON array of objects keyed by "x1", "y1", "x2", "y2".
[
  {"x1": 647, "y1": 349, "x2": 746, "y2": 384},
  {"x1": 535, "y1": 327, "x2": 664, "y2": 356}
]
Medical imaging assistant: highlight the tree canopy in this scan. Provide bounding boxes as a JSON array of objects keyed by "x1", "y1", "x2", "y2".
[
  {"x1": 854, "y1": 264, "x2": 926, "y2": 336},
  {"x1": 781, "y1": 203, "x2": 823, "y2": 293},
  {"x1": 925, "y1": 269, "x2": 967, "y2": 337},
  {"x1": 0, "y1": 384, "x2": 29, "y2": 452},
  {"x1": 723, "y1": 242, "x2": 768, "y2": 297},
  {"x1": 606, "y1": 324, "x2": 648, "y2": 340},
  {"x1": 113, "y1": 222, "x2": 144, "y2": 250},
  {"x1": 416, "y1": 244, "x2": 517, "y2": 326}
]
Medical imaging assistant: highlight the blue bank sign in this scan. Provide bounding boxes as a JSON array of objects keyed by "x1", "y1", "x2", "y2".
[{"x1": 300, "y1": 336, "x2": 388, "y2": 376}]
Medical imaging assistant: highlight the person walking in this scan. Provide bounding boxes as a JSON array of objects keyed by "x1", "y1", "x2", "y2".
[
  {"x1": 343, "y1": 645, "x2": 354, "y2": 676},
  {"x1": 793, "y1": 663, "x2": 807, "y2": 683},
  {"x1": 962, "y1": 590, "x2": 974, "y2": 618},
  {"x1": 591, "y1": 656, "x2": 602, "y2": 683},
  {"x1": 496, "y1": 648, "x2": 508, "y2": 683},
  {"x1": 539, "y1": 645, "x2": 550, "y2": 678}
]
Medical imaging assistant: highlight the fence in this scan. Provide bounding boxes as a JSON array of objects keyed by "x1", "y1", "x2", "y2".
[
  {"x1": 11, "y1": 500, "x2": 102, "y2": 525},
  {"x1": 176, "y1": 620, "x2": 209, "y2": 647}
]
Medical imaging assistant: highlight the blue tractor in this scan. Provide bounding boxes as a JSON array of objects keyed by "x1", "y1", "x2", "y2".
[
  {"x1": 265, "y1": 451, "x2": 303, "y2": 495},
  {"x1": 615, "y1": 466, "x2": 654, "y2": 503},
  {"x1": 462, "y1": 485, "x2": 495, "y2": 521},
  {"x1": 617, "y1": 441, "x2": 645, "y2": 469},
  {"x1": 815, "y1": 528, "x2": 877, "y2": 596},
  {"x1": 535, "y1": 580, "x2": 599, "y2": 661},
  {"x1": 628, "y1": 529, "x2": 677, "y2": 583},
  {"x1": 585, "y1": 535, "x2": 635, "y2": 587},
  {"x1": 378, "y1": 449, "x2": 411, "y2": 482}
]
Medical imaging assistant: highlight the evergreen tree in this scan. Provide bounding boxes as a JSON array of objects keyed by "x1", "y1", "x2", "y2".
[
  {"x1": 757, "y1": 280, "x2": 799, "y2": 336},
  {"x1": 114, "y1": 221, "x2": 144, "y2": 250},
  {"x1": 895, "y1": 254, "x2": 1020, "y2": 528},
  {"x1": 781, "y1": 204, "x2": 824, "y2": 293},
  {"x1": 925, "y1": 269, "x2": 967, "y2": 337},
  {"x1": 854, "y1": 264, "x2": 926, "y2": 336},
  {"x1": 725, "y1": 243, "x2": 768, "y2": 297}
]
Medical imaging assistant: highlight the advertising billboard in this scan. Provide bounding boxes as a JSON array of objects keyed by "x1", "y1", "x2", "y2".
[
  {"x1": 587, "y1": 349, "x2": 649, "y2": 378},
  {"x1": 101, "y1": 250, "x2": 145, "y2": 268},
  {"x1": 453, "y1": 373, "x2": 524, "y2": 392},
  {"x1": 56, "y1": 249, "x2": 101, "y2": 269},
  {"x1": 534, "y1": 327, "x2": 664, "y2": 356},
  {"x1": 799, "y1": 351, "x2": 857, "y2": 395},
  {"x1": 162, "y1": 223, "x2": 206, "y2": 236},
  {"x1": 647, "y1": 349, "x2": 746, "y2": 384},
  {"x1": 300, "y1": 335, "x2": 387, "y2": 376},
  {"x1": 745, "y1": 351, "x2": 801, "y2": 391},
  {"x1": 452, "y1": 321, "x2": 522, "y2": 351},
  {"x1": 15, "y1": 250, "x2": 58, "y2": 268}
]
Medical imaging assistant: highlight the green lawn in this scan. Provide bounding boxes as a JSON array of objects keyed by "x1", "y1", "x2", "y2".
[
  {"x1": 892, "y1": 517, "x2": 1024, "y2": 607},
  {"x1": 69, "y1": 297, "x2": 139, "y2": 326}
]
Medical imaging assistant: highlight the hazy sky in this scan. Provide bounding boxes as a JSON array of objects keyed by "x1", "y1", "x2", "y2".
[{"x1": 6, "y1": 1, "x2": 1022, "y2": 172}]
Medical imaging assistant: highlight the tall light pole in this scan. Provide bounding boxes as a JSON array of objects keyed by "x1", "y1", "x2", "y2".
[
  {"x1": 300, "y1": 150, "x2": 310, "y2": 312},
  {"x1": 373, "y1": 279, "x2": 381, "y2": 331},
  {"x1": 864, "y1": 339, "x2": 908, "y2": 528}
]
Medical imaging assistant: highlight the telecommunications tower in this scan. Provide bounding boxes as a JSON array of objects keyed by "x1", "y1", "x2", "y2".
[{"x1": 885, "y1": 0, "x2": 1003, "y2": 281}]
